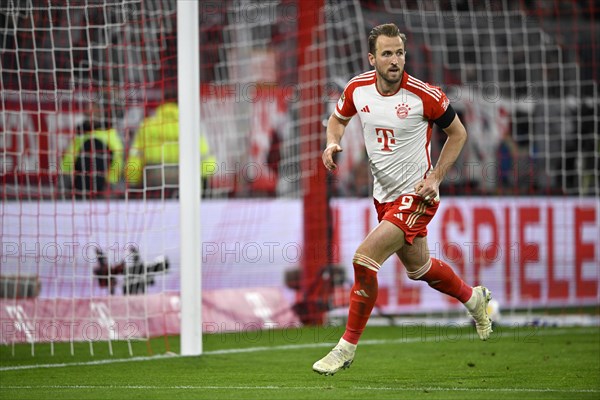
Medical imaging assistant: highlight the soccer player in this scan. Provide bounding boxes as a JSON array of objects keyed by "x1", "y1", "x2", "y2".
[{"x1": 312, "y1": 23, "x2": 493, "y2": 376}]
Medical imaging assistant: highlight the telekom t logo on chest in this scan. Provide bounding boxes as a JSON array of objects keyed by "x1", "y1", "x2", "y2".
[{"x1": 375, "y1": 127, "x2": 395, "y2": 152}]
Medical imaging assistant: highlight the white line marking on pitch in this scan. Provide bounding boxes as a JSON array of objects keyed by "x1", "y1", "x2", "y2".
[
  {"x1": 0, "y1": 385, "x2": 598, "y2": 394},
  {"x1": 0, "y1": 338, "x2": 425, "y2": 372},
  {"x1": 0, "y1": 327, "x2": 597, "y2": 373}
]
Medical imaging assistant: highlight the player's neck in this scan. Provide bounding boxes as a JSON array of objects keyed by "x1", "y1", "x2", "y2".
[{"x1": 375, "y1": 73, "x2": 402, "y2": 95}]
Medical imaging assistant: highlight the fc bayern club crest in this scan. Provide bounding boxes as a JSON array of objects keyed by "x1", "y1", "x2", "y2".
[{"x1": 395, "y1": 103, "x2": 411, "y2": 119}]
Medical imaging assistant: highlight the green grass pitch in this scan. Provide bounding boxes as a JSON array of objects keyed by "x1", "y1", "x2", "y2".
[{"x1": 1, "y1": 324, "x2": 599, "y2": 400}]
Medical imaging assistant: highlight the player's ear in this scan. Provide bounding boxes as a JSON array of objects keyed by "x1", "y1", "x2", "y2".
[{"x1": 368, "y1": 53, "x2": 375, "y2": 66}]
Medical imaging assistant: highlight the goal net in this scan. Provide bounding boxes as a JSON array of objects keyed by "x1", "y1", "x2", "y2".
[
  {"x1": 0, "y1": 0, "x2": 369, "y2": 356},
  {"x1": 1, "y1": 0, "x2": 183, "y2": 356},
  {"x1": 1, "y1": 0, "x2": 598, "y2": 360}
]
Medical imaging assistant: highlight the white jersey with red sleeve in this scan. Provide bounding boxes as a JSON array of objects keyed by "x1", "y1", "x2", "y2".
[{"x1": 334, "y1": 70, "x2": 451, "y2": 203}]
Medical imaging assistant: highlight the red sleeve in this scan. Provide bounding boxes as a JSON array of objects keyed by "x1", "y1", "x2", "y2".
[
  {"x1": 423, "y1": 84, "x2": 450, "y2": 121},
  {"x1": 334, "y1": 85, "x2": 357, "y2": 120}
]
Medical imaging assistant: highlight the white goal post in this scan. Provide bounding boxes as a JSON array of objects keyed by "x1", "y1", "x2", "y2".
[{"x1": 177, "y1": 0, "x2": 202, "y2": 357}]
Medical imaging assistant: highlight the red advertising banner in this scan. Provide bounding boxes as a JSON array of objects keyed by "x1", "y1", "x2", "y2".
[{"x1": 331, "y1": 197, "x2": 599, "y2": 312}]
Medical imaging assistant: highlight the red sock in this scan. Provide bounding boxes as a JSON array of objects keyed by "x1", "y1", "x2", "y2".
[
  {"x1": 408, "y1": 258, "x2": 472, "y2": 303},
  {"x1": 342, "y1": 254, "x2": 380, "y2": 345}
]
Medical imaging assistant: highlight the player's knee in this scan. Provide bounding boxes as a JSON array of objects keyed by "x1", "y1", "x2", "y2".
[
  {"x1": 352, "y1": 253, "x2": 381, "y2": 273},
  {"x1": 406, "y1": 258, "x2": 432, "y2": 280}
]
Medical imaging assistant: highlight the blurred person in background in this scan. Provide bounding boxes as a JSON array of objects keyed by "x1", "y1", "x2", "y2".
[
  {"x1": 125, "y1": 101, "x2": 217, "y2": 196},
  {"x1": 61, "y1": 90, "x2": 123, "y2": 199}
]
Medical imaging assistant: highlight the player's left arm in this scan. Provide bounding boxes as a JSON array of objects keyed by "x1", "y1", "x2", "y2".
[{"x1": 415, "y1": 110, "x2": 467, "y2": 202}]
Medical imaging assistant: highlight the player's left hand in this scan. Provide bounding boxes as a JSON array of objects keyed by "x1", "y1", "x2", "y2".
[{"x1": 414, "y1": 176, "x2": 440, "y2": 205}]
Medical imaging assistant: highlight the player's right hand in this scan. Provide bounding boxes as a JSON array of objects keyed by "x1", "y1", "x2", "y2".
[{"x1": 322, "y1": 143, "x2": 343, "y2": 171}]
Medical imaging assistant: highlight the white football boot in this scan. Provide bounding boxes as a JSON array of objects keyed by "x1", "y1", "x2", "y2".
[
  {"x1": 312, "y1": 339, "x2": 356, "y2": 376},
  {"x1": 466, "y1": 286, "x2": 493, "y2": 340}
]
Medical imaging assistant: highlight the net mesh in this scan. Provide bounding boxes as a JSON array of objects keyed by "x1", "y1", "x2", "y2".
[
  {"x1": 1, "y1": 0, "x2": 180, "y2": 355},
  {"x1": 375, "y1": 0, "x2": 599, "y2": 196}
]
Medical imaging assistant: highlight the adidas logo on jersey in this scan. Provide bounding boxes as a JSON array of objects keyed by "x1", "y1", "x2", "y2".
[{"x1": 360, "y1": 105, "x2": 370, "y2": 113}]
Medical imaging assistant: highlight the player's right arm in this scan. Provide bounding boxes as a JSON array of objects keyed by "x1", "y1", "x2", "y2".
[
  {"x1": 323, "y1": 80, "x2": 357, "y2": 171},
  {"x1": 322, "y1": 114, "x2": 350, "y2": 171}
]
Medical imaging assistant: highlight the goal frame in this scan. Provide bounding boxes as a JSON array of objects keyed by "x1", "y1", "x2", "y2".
[{"x1": 177, "y1": 0, "x2": 202, "y2": 356}]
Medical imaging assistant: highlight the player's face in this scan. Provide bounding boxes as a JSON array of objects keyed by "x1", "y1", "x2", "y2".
[{"x1": 369, "y1": 35, "x2": 405, "y2": 85}]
